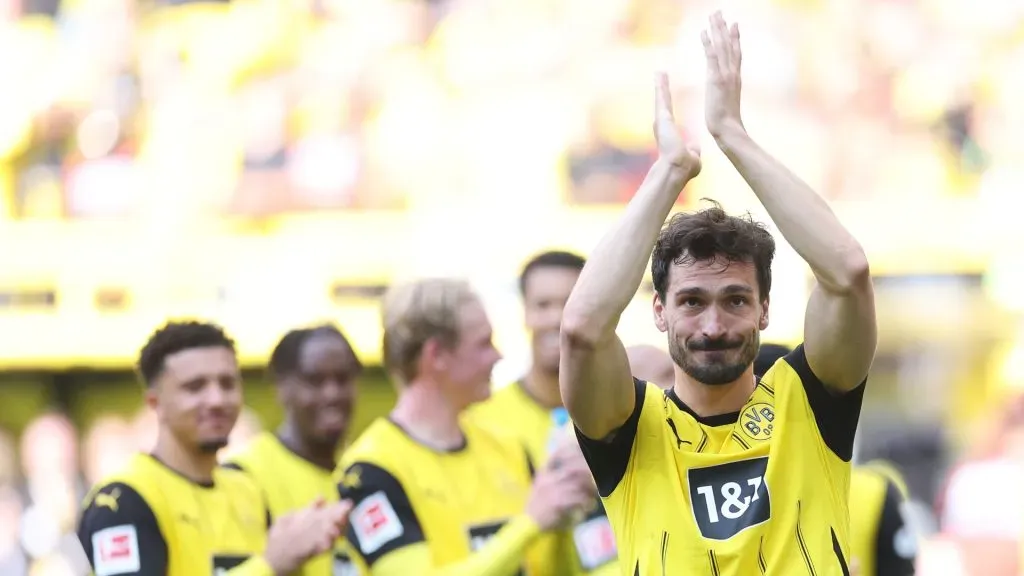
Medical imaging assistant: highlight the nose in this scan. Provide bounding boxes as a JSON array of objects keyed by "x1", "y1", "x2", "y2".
[
  {"x1": 700, "y1": 307, "x2": 728, "y2": 341},
  {"x1": 204, "y1": 383, "x2": 230, "y2": 409},
  {"x1": 321, "y1": 380, "x2": 351, "y2": 404}
]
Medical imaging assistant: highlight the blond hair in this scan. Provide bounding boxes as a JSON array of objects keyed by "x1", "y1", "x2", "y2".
[{"x1": 382, "y1": 278, "x2": 478, "y2": 385}]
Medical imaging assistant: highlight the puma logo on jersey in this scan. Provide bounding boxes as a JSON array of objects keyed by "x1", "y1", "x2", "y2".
[
  {"x1": 341, "y1": 468, "x2": 362, "y2": 490},
  {"x1": 666, "y1": 419, "x2": 692, "y2": 450},
  {"x1": 94, "y1": 488, "x2": 121, "y2": 512}
]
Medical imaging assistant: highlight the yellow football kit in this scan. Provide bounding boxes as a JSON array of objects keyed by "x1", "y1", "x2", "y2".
[
  {"x1": 337, "y1": 417, "x2": 555, "y2": 576},
  {"x1": 849, "y1": 463, "x2": 917, "y2": 576},
  {"x1": 225, "y1": 432, "x2": 358, "y2": 576},
  {"x1": 77, "y1": 453, "x2": 274, "y2": 576},
  {"x1": 577, "y1": 344, "x2": 864, "y2": 575},
  {"x1": 469, "y1": 382, "x2": 619, "y2": 576}
]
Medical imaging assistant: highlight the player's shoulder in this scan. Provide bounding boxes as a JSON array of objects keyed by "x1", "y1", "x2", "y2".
[
  {"x1": 339, "y1": 418, "x2": 406, "y2": 475},
  {"x1": 858, "y1": 460, "x2": 911, "y2": 498},
  {"x1": 223, "y1": 431, "x2": 278, "y2": 472},
  {"x1": 466, "y1": 382, "x2": 527, "y2": 425},
  {"x1": 82, "y1": 453, "x2": 155, "y2": 507}
]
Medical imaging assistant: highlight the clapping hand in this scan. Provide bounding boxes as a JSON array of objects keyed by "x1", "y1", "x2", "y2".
[
  {"x1": 653, "y1": 71, "x2": 701, "y2": 180},
  {"x1": 701, "y1": 11, "x2": 746, "y2": 140}
]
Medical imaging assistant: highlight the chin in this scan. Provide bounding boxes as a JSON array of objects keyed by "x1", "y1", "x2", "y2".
[{"x1": 197, "y1": 438, "x2": 230, "y2": 454}]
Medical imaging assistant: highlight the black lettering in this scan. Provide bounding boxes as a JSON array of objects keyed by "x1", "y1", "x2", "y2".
[{"x1": 687, "y1": 457, "x2": 771, "y2": 541}]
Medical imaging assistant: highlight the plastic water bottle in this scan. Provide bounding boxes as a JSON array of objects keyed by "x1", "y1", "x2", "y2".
[{"x1": 548, "y1": 407, "x2": 570, "y2": 455}]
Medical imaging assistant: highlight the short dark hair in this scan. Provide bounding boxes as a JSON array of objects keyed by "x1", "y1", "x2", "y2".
[
  {"x1": 268, "y1": 324, "x2": 361, "y2": 381},
  {"x1": 754, "y1": 343, "x2": 792, "y2": 378},
  {"x1": 137, "y1": 321, "x2": 236, "y2": 387},
  {"x1": 519, "y1": 250, "x2": 587, "y2": 296},
  {"x1": 651, "y1": 200, "x2": 776, "y2": 301}
]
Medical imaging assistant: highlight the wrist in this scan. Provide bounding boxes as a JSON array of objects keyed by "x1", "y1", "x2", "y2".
[
  {"x1": 711, "y1": 121, "x2": 749, "y2": 152},
  {"x1": 652, "y1": 158, "x2": 696, "y2": 188}
]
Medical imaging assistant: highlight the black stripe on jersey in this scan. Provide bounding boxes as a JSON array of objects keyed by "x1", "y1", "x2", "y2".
[
  {"x1": 731, "y1": 432, "x2": 751, "y2": 450},
  {"x1": 830, "y1": 528, "x2": 850, "y2": 576},
  {"x1": 795, "y1": 501, "x2": 817, "y2": 576},
  {"x1": 696, "y1": 429, "x2": 708, "y2": 453},
  {"x1": 784, "y1": 345, "x2": 865, "y2": 462},
  {"x1": 339, "y1": 462, "x2": 426, "y2": 566},
  {"x1": 633, "y1": 561, "x2": 639, "y2": 575},
  {"x1": 706, "y1": 549, "x2": 720, "y2": 576},
  {"x1": 757, "y1": 536, "x2": 767, "y2": 574},
  {"x1": 758, "y1": 381, "x2": 775, "y2": 397},
  {"x1": 659, "y1": 532, "x2": 669, "y2": 575}
]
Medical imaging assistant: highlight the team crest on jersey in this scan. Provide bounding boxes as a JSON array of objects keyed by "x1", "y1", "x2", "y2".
[
  {"x1": 687, "y1": 456, "x2": 771, "y2": 541},
  {"x1": 740, "y1": 403, "x2": 775, "y2": 441},
  {"x1": 340, "y1": 467, "x2": 362, "y2": 490}
]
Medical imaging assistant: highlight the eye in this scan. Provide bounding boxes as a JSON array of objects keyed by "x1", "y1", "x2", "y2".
[
  {"x1": 682, "y1": 298, "x2": 702, "y2": 308},
  {"x1": 729, "y1": 296, "x2": 747, "y2": 307}
]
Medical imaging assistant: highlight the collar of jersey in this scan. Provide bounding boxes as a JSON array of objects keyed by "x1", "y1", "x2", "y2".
[
  {"x1": 147, "y1": 453, "x2": 216, "y2": 488},
  {"x1": 386, "y1": 417, "x2": 469, "y2": 454},
  {"x1": 663, "y1": 387, "x2": 741, "y2": 428}
]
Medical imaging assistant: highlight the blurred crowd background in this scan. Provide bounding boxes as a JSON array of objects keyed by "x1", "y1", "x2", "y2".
[{"x1": 1, "y1": 0, "x2": 1024, "y2": 573}]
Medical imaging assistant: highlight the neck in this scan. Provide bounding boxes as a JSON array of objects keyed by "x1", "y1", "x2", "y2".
[
  {"x1": 391, "y1": 380, "x2": 464, "y2": 450},
  {"x1": 276, "y1": 421, "x2": 337, "y2": 471},
  {"x1": 672, "y1": 366, "x2": 756, "y2": 418},
  {"x1": 152, "y1": 433, "x2": 218, "y2": 484},
  {"x1": 522, "y1": 364, "x2": 563, "y2": 410}
]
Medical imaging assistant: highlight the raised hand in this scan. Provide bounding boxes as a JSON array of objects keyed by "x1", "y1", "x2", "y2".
[
  {"x1": 701, "y1": 11, "x2": 745, "y2": 139},
  {"x1": 653, "y1": 71, "x2": 701, "y2": 179}
]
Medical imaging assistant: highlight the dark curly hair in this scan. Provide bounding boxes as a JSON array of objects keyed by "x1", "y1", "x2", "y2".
[
  {"x1": 268, "y1": 324, "x2": 361, "y2": 381},
  {"x1": 651, "y1": 200, "x2": 776, "y2": 301},
  {"x1": 137, "y1": 321, "x2": 236, "y2": 387}
]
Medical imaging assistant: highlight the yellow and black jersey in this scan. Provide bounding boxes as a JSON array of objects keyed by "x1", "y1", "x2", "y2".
[
  {"x1": 577, "y1": 344, "x2": 864, "y2": 575},
  {"x1": 225, "y1": 432, "x2": 359, "y2": 576},
  {"x1": 469, "y1": 382, "x2": 619, "y2": 576},
  {"x1": 849, "y1": 463, "x2": 917, "y2": 576},
  {"x1": 337, "y1": 417, "x2": 555, "y2": 576},
  {"x1": 77, "y1": 453, "x2": 273, "y2": 576}
]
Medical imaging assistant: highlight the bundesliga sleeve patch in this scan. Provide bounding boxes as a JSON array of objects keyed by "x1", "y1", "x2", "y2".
[
  {"x1": 573, "y1": 516, "x2": 618, "y2": 570},
  {"x1": 91, "y1": 524, "x2": 141, "y2": 576},
  {"x1": 351, "y1": 491, "x2": 404, "y2": 555}
]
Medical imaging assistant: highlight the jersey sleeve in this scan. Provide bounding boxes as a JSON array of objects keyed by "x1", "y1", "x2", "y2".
[
  {"x1": 575, "y1": 378, "x2": 646, "y2": 498},
  {"x1": 338, "y1": 461, "x2": 427, "y2": 567},
  {"x1": 875, "y1": 479, "x2": 917, "y2": 575},
  {"x1": 76, "y1": 482, "x2": 169, "y2": 576},
  {"x1": 784, "y1": 344, "x2": 865, "y2": 461}
]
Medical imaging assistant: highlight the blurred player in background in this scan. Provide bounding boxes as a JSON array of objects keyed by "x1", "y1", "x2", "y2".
[
  {"x1": 625, "y1": 345, "x2": 675, "y2": 388},
  {"x1": 470, "y1": 251, "x2": 619, "y2": 575},
  {"x1": 756, "y1": 344, "x2": 917, "y2": 576},
  {"x1": 77, "y1": 321, "x2": 351, "y2": 576},
  {"x1": 226, "y1": 324, "x2": 363, "y2": 575},
  {"x1": 338, "y1": 278, "x2": 595, "y2": 575},
  {"x1": 560, "y1": 13, "x2": 876, "y2": 573}
]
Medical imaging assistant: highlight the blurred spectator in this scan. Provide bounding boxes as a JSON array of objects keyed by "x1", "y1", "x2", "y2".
[
  {"x1": 81, "y1": 415, "x2": 135, "y2": 488},
  {"x1": 0, "y1": 484, "x2": 28, "y2": 575},
  {"x1": 0, "y1": 428, "x2": 18, "y2": 487}
]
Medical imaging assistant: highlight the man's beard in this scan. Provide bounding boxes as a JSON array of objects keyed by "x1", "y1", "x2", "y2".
[
  {"x1": 197, "y1": 438, "x2": 229, "y2": 454},
  {"x1": 669, "y1": 329, "x2": 759, "y2": 386}
]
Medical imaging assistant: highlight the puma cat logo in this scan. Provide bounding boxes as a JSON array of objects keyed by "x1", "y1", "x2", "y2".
[{"x1": 666, "y1": 419, "x2": 692, "y2": 450}]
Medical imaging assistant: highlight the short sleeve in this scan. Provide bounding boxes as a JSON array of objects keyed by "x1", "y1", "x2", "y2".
[
  {"x1": 875, "y1": 479, "x2": 917, "y2": 575},
  {"x1": 783, "y1": 344, "x2": 865, "y2": 461},
  {"x1": 574, "y1": 378, "x2": 646, "y2": 498},
  {"x1": 338, "y1": 462, "x2": 426, "y2": 567},
  {"x1": 77, "y1": 482, "x2": 169, "y2": 576}
]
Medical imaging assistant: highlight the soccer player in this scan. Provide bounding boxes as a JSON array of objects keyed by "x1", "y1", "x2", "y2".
[
  {"x1": 755, "y1": 344, "x2": 917, "y2": 576},
  {"x1": 559, "y1": 12, "x2": 877, "y2": 574},
  {"x1": 77, "y1": 321, "x2": 352, "y2": 576},
  {"x1": 338, "y1": 278, "x2": 597, "y2": 575},
  {"x1": 625, "y1": 345, "x2": 675, "y2": 389},
  {"x1": 469, "y1": 251, "x2": 620, "y2": 575},
  {"x1": 226, "y1": 324, "x2": 363, "y2": 575}
]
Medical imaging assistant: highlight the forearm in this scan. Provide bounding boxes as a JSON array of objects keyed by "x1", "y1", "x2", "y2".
[
  {"x1": 372, "y1": 515, "x2": 541, "y2": 576},
  {"x1": 715, "y1": 127, "x2": 868, "y2": 291},
  {"x1": 563, "y1": 159, "x2": 692, "y2": 339}
]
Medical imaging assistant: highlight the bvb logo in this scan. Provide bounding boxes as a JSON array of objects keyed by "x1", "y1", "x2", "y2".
[{"x1": 740, "y1": 403, "x2": 775, "y2": 441}]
